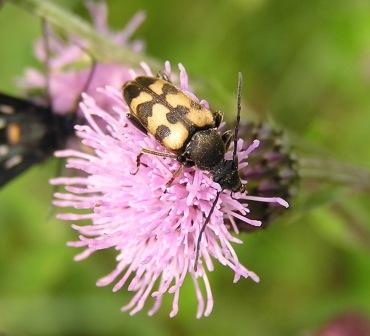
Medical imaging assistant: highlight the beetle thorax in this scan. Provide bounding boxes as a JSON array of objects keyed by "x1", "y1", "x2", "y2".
[{"x1": 185, "y1": 129, "x2": 225, "y2": 170}]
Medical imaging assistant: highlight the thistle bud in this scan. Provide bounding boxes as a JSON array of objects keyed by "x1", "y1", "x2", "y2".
[{"x1": 235, "y1": 121, "x2": 299, "y2": 232}]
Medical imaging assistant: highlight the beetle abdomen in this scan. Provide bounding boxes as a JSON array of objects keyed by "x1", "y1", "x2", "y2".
[{"x1": 123, "y1": 76, "x2": 217, "y2": 152}]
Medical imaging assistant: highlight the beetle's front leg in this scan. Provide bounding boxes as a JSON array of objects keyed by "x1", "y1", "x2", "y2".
[
  {"x1": 156, "y1": 70, "x2": 171, "y2": 82},
  {"x1": 131, "y1": 148, "x2": 177, "y2": 175},
  {"x1": 165, "y1": 165, "x2": 184, "y2": 188},
  {"x1": 222, "y1": 130, "x2": 233, "y2": 151}
]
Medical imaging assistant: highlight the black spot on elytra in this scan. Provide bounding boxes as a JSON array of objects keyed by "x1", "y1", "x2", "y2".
[
  {"x1": 166, "y1": 105, "x2": 189, "y2": 124},
  {"x1": 136, "y1": 76, "x2": 157, "y2": 87},
  {"x1": 123, "y1": 83, "x2": 140, "y2": 105},
  {"x1": 190, "y1": 100, "x2": 202, "y2": 110},
  {"x1": 155, "y1": 125, "x2": 171, "y2": 140},
  {"x1": 137, "y1": 101, "x2": 154, "y2": 126},
  {"x1": 162, "y1": 84, "x2": 178, "y2": 95}
]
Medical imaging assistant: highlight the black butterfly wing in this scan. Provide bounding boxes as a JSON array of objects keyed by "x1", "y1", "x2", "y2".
[
  {"x1": 0, "y1": 149, "x2": 45, "y2": 187},
  {"x1": 0, "y1": 93, "x2": 74, "y2": 188}
]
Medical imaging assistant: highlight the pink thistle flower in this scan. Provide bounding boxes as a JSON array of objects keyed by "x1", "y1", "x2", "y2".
[
  {"x1": 17, "y1": 1, "x2": 145, "y2": 115},
  {"x1": 51, "y1": 62, "x2": 288, "y2": 318},
  {"x1": 316, "y1": 312, "x2": 370, "y2": 336}
]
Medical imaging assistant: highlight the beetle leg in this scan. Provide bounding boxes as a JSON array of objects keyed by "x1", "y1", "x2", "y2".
[
  {"x1": 177, "y1": 149, "x2": 196, "y2": 167},
  {"x1": 130, "y1": 148, "x2": 177, "y2": 175},
  {"x1": 130, "y1": 152, "x2": 144, "y2": 175},
  {"x1": 222, "y1": 130, "x2": 233, "y2": 151},
  {"x1": 156, "y1": 70, "x2": 171, "y2": 82},
  {"x1": 212, "y1": 110, "x2": 223, "y2": 128},
  {"x1": 165, "y1": 165, "x2": 184, "y2": 188},
  {"x1": 141, "y1": 148, "x2": 177, "y2": 158}
]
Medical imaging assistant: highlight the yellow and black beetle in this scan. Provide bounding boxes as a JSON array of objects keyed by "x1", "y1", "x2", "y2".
[
  {"x1": 123, "y1": 73, "x2": 246, "y2": 192},
  {"x1": 123, "y1": 72, "x2": 245, "y2": 268}
]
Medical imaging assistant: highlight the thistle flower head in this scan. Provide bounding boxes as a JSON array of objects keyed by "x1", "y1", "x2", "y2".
[
  {"x1": 317, "y1": 312, "x2": 370, "y2": 336},
  {"x1": 51, "y1": 62, "x2": 288, "y2": 317},
  {"x1": 18, "y1": 1, "x2": 145, "y2": 115}
]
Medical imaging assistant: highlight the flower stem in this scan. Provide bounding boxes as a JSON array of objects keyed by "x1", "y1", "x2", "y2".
[
  {"x1": 299, "y1": 157, "x2": 370, "y2": 192},
  {"x1": 7, "y1": 0, "x2": 161, "y2": 69}
]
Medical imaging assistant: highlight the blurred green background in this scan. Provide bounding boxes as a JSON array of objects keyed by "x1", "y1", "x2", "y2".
[{"x1": 1, "y1": 0, "x2": 370, "y2": 335}]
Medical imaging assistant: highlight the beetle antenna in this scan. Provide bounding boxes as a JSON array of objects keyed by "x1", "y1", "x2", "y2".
[
  {"x1": 232, "y1": 72, "x2": 243, "y2": 162},
  {"x1": 194, "y1": 190, "x2": 222, "y2": 271}
]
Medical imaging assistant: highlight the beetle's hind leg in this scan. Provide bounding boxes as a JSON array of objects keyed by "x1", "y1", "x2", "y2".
[{"x1": 130, "y1": 148, "x2": 177, "y2": 175}]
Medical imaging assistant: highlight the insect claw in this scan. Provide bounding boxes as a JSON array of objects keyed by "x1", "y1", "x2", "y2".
[
  {"x1": 163, "y1": 181, "x2": 173, "y2": 194},
  {"x1": 130, "y1": 168, "x2": 139, "y2": 175}
]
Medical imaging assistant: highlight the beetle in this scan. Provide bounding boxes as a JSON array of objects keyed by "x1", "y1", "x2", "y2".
[{"x1": 123, "y1": 72, "x2": 244, "y2": 269}]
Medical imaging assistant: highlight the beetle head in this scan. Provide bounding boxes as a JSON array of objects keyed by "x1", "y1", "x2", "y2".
[{"x1": 212, "y1": 159, "x2": 244, "y2": 192}]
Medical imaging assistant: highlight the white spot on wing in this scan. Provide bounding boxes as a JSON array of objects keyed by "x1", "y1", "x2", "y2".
[
  {"x1": 5, "y1": 155, "x2": 22, "y2": 169},
  {"x1": 0, "y1": 104, "x2": 15, "y2": 115},
  {"x1": 0, "y1": 145, "x2": 9, "y2": 156}
]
